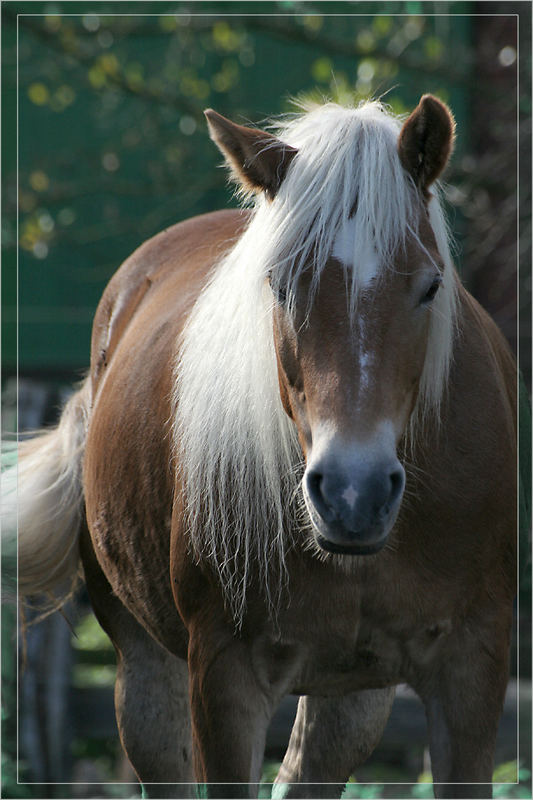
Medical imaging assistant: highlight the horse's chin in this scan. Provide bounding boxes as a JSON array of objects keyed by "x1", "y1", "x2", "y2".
[{"x1": 314, "y1": 533, "x2": 388, "y2": 556}]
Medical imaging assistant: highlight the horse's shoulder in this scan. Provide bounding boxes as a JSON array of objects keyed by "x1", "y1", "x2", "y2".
[{"x1": 89, "y1": 209, "x2": 249, "y2": 388}]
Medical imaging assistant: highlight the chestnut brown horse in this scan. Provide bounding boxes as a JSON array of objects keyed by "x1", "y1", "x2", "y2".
[{"x1": 11, "y1": 95, "x2": 516, "y2": 799}]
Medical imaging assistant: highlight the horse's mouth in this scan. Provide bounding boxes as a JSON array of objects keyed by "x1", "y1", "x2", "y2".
[
  {"x1": 304, "y1": 489, "x2": 394, "y2": 556},
  {"x1": 314, "y1": 532, "x2": 388, "y2": 556}
]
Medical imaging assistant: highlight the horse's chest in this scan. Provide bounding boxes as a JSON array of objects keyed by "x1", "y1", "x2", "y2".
[
  {"x1": 356, "y1": 615, "x2": 452, "y2": 687},
  {"x1": 292, "y1": 626, "x2": 451, "y2": 695},
  {"x1": 284, "y1": 593, "x2": 453, "y2": 695}
]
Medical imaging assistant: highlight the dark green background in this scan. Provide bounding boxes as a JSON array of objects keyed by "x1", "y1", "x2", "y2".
[{"x1": 4, "y1": 1, "x2": 527, "y2": 379}]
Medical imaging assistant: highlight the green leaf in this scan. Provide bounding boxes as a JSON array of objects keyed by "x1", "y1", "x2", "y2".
[
  {"x1": 311, "y1": 57, "x2": 333, "y2": 83},
  {"x1": 424, "y1": 36, "x2": 444, "y2": 62},
  {"x1": 493, "y1": 760, "x2": 518, "y2": 783},
  {"x1": 373, "y1": 16, "x2": 393, "y2": 37},
  {"x1": 28, "y1": 82, "x2": 50, "y2": 106}
]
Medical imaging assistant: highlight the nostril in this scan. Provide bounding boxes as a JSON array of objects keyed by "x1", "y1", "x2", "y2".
[
  {"x1": 305, "y1": 469, "x2": 336, "y2": 523},
  {"x1": 307, "y1": 468, "x2": 321, "y2": 496},
  {"x1": 389, "y1": 467, "x2": 405, "y2": 506}
]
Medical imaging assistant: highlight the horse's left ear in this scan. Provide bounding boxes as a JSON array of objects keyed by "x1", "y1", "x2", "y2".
[
  {"x1": 204, "y1": 109, "x2": 297, "y2": 200},
  {"x1": 398, "y1": 94, "x2": 455, "y2": 193}
]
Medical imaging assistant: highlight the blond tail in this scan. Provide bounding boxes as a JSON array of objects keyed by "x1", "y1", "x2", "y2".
[{"x1": 1, "y1": 380, "x2": 90, "y2": 607}]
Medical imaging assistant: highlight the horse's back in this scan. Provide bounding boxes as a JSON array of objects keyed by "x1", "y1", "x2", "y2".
[{"x1": 82, "y1": 209, "x2": 248, "y2": 651}]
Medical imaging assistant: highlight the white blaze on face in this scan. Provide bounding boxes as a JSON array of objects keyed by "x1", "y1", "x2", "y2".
[
  {"x1": 332, "y1": 217, "x2": 380, "y2": 287},
  {"x1": 333, "y1": 219, "x2": 381, "y2": 408}
]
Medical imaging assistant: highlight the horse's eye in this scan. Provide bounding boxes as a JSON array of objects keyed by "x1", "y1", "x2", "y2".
[
  {"x1": 277, "y1": 285, "x2": 287, "y2": 304},
  {"x1": 268, "y1": 272, "x2": 287, "y2": 304},
  {"x1": 421, "y1": 276, "x2": 442, "y2": 305}
]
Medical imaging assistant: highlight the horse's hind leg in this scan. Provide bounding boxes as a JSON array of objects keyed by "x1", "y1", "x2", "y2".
[
  {"x1": 274, "y1": 687, "x2": 395, "y2": 799},
  {"x1": 80, "y1": 530, "x2": 193, "y2": 799},
  {"x1": 113, "y1": 632, "x2": 193, "y2": 799}
]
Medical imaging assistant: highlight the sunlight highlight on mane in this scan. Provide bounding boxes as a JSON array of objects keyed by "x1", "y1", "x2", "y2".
[
  {"x1": 172, "y1": 100, "x2": 457, "y2": 625},
  {"x1": 413, "y1": 186, "x2": 458, "y2": 425}
]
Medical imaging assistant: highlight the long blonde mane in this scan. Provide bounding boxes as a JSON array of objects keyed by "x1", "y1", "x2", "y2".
[{"x1": 172, "y1": 101, "x2": 457, "y2": 624}]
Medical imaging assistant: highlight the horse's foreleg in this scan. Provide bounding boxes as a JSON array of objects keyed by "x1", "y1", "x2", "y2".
[
  {"x1": 425, "y1": 692, "x2": 499, "y2": 800},
  {"x1": 422, "y1": 618, "x2": 512, "y2": 800},
  {"x1": 274, "y1": 688, "x2": 395, "y2": 799},
  {"x1": 188, "y1": 635, "x2": 287, "y2": 799}
]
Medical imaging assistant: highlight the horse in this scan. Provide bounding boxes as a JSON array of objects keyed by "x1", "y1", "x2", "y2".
[{"x1": 8, "y1": 94, "x2": 517, "y2": 799}]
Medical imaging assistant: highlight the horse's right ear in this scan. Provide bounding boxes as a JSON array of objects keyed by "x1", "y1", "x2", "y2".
[
  {"x1": 204, "y1": 109, "x2": 297, "y2": 200},
  {"x1": 398, "y1": 94, "x2": 455, "y2": 194}
]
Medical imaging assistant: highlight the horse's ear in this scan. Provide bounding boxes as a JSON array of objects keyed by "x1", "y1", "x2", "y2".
[
  {"x1": 204, "y1": 109, "x2": 297, "y2": 199},
  {"x1": 398, "y1": 94, "x2": 455, "y2": 193}
]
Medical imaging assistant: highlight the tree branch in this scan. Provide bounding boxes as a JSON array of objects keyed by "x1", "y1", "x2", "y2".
[{"x1": 9, "y1": 11, "x2": 206, "y2": 122}]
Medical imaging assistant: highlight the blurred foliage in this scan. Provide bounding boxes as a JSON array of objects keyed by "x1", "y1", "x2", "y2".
[
  {"x1": 73, "y1": 662, "x2": 117, "y2": 688},
  {"x1": 72, "y1": 611, "x2": 116, "y2": 688},
  {"x1": 4, "y1": 0, "x2": 529, "y2": 375},
  {"x1": 1, "y1": 605, "x2": 34, "y2": 799},
  {"x1": 73, "y1": 609, "x2": 115, "y2": 653}
]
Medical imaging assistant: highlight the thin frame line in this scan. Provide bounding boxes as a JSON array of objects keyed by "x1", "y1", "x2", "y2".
[
  {"x1": 16, "y1": 9, "x2": 20, "y2": 786},
  {"x1": 10, "y1": 11, "x2": 523, "y2": 17},
  {"x1": 13, "y1": 5, "x2": 525, "y2": 790}
]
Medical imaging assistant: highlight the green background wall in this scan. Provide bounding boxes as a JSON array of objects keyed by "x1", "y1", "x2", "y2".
[{"x1": 3, "y1": 1, "x2": 483, "y2": 375}]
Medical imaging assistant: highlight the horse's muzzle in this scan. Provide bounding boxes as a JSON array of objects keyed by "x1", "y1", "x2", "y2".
[{"x1": 303, "y1": 457, "x2": 405, "y2": 555}]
